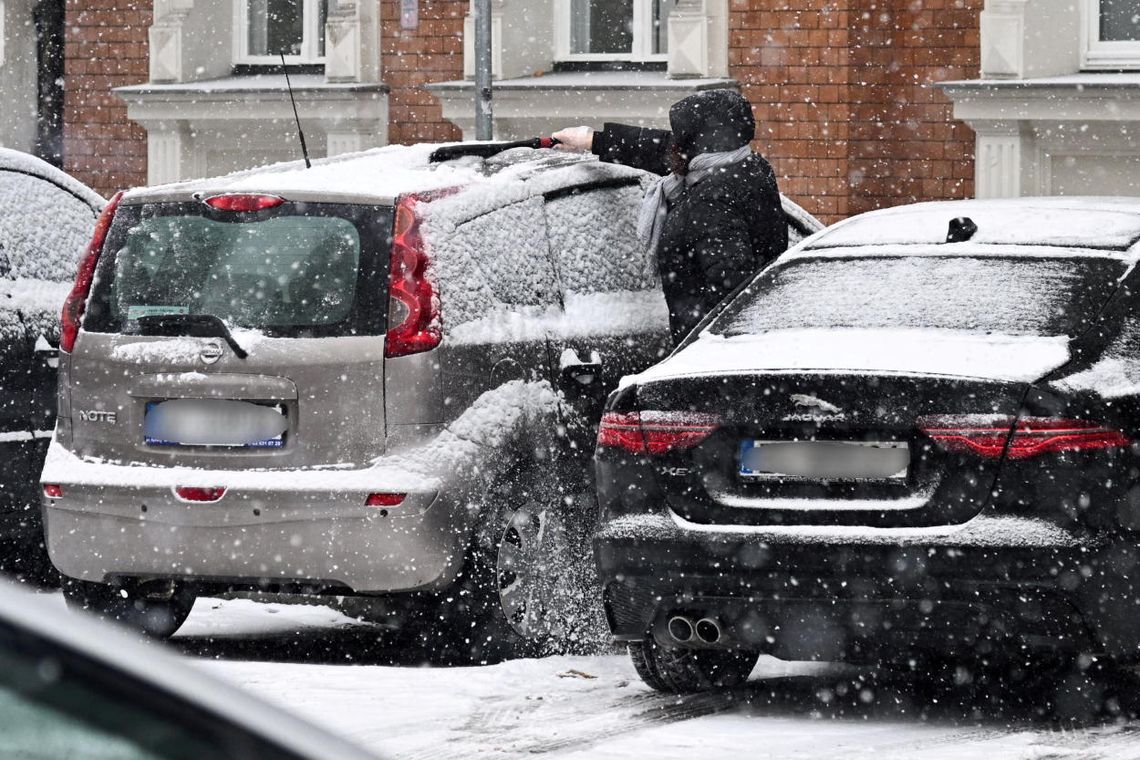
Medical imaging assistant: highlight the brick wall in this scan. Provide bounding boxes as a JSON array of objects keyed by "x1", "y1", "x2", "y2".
[
  {"x1": 381, "y1": 0, "x2": 464, "y2": 145},
  {"x1": 730, "y1": 0, "x2": 980, "y2": 225},
  {"x1": 63, "y1": 0, "x2": 150, "y2": 197}
]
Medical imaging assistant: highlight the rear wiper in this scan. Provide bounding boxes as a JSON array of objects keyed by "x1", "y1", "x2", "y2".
[{"x1": 136, "y1": 314, "x2": 249, "y2": 360}]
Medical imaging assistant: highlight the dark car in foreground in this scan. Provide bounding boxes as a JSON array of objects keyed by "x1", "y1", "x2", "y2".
[
  {"x1": 0, "y1": 149, "x2": 102, "y2": 582},
  {"x1": 595, "y1": 197, "x2": 1140, "y2": 694},
  {"x1": 0, "y1": 581, "x2": 380, "y2": 759}
]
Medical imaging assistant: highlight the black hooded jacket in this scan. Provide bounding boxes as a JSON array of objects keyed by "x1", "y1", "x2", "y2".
[{"x1": 591, "y1": 90, "x2": 787, "y2": 343}]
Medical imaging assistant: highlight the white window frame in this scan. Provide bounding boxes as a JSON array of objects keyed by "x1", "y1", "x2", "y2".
[
  {"x1": 554, "y1": 0, "x2": 669, "y2": 63},
  {"x1": 234, "y1": 0, "x2": 327, "y2": 66},
  {"x1": 1080, "y1": 0, "x2": 1140, "y2": 69}
]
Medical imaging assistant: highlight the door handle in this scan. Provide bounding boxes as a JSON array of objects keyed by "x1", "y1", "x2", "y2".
[{"x1": 34, "y1": 334, "x2": 59, "y2": 369}]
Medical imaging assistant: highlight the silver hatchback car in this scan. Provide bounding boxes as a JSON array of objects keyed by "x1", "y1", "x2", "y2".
[{"x1": 41, "y1": 145, "x2": 820, "y2": 656}]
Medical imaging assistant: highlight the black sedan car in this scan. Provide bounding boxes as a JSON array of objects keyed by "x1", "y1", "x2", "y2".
[
  {"x1": 594, "y1": 198, "x2": 1140, "y2": 694},
  {"x1": 0, "y1": 149, "x2": 102, "y2": 582}
]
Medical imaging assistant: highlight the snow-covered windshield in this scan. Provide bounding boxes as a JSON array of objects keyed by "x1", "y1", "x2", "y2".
[
  {"x1": 709, "y1": 255, "x2": 1123, "y2": 338},
  {"x1": 86, "y1": 202, "x2": 393, "y2": 338}
]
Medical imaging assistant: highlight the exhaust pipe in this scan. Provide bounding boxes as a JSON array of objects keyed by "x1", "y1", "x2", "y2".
[
  {"x1": 667, "y1": 616, "x2": 695, "y2": 643},
  {"x1": 695, "y1": 617, "x2": 722, "y2": 645}
]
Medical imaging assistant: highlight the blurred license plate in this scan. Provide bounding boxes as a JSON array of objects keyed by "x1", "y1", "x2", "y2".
[
  {"x1": 144, "y1": 400, "x2": 287, "y2": 448},
  {"x1": 739, "y1": 440, "x2": 908, "y2": 481}
]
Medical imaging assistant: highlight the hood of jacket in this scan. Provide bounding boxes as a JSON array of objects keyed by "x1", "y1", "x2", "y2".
[{"x1": 668, "y1": 89, "x2": 755, "y2": 157}]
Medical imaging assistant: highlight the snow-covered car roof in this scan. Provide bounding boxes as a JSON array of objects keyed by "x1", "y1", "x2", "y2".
[
  {"x1": 0, "y1": 148, "x2": 104, "y2": 212},
  {"x1": 123, "y1": 143, "x2": 650, "y2": 207},
  {"x1": 795, "y1": 197, "x2": 1140, "y2": 256}
]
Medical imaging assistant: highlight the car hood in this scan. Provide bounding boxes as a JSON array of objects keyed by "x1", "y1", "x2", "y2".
[{"x1": 626, "y1": 328, "x2": 1071, "y2": 386}]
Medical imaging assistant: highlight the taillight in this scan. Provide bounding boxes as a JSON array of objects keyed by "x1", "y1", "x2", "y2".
[
  {"x1": 43, "y1": 484, "x2": 63, "y2": 499},
  {"x1": 203, "y1": 193, "x2": 285, "y2": 212},
  {"x1": 919, "y1": 415, "x2": 1131, "y2": 460},
  {"x1": 174, "y1": 486, "x2": 227, "y2": 503},
  {"x1": 365, "y1": 492, "x2": 406, "y2": 507},
  {"x1": 61, "y1": 191, "x2": 123, "y2": 353},
  {"x1": 597, "y1": 411, "x2": 720, "y2": 455},
  {"x1": 385, "y1": 193, "x2": 440, "y2": 358}
]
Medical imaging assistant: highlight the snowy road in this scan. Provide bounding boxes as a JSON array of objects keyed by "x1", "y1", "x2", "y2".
[{"x1": 159, "y1": 598, "x2": 1140, "y2": 760}]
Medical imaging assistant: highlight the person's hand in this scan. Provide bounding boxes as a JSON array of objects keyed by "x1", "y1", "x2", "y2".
[{"x1": 552, "y1": 126, "x2": 594, "y2": 152}]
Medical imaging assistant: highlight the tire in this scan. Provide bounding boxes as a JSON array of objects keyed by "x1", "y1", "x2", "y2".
[
  {"x1": 62, "y1": 578, "x2": 195, "y2": 639},
  {"x1": 408, "y1": 473, "x2": 594, "y2": 663},
  {"x1": 629, "y1": 639, "x2": 758, "y2": 694}
]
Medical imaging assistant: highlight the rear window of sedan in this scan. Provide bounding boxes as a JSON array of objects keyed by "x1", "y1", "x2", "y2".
[{"x1": 709, "y1": 254, "x2": 1125, "y2": 339}]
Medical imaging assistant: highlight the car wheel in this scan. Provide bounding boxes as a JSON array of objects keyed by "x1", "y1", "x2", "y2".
[
  {"x1": 494, "y1": 500, "x2": 575, "y2": 643},
  {"x1": 628, "y1": 639, "x2": 758, "y2": 694},
  {"x1": 62, "y1": 579, "x2": 195, "y2": 639},
  {"x1": 409, "y1": 474, "x2": 595, "y2": 663}
]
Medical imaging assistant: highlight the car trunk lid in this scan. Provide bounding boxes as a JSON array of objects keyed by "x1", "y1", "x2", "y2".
[{"x1": 66, "y1": 196, "x2": 393, "y2": 469}]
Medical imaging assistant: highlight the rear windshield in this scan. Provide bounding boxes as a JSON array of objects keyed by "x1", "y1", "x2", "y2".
[
  {"x1": 86, "y1": 201, "x2": 392, "y2": 338},
  {"x1": 709, "y1": 255, "x2": 1125, "y2": 338}
]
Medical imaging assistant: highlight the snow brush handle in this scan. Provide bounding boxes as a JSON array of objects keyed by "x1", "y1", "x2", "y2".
[{"x1": 429, "y1": 137, "x2": 561, "y2": 162}]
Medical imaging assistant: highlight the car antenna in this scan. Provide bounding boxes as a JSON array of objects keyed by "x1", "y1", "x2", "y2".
[{"x1": 281, "y1": 52, "x2": 311, "y2": 169}]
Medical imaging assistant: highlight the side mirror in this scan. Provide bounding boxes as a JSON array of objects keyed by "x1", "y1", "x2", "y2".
[{"x1": 559, "y1": 348, "x2": 603, "y2": 390}]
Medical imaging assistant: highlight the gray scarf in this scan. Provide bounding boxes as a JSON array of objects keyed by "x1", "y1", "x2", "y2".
[{"x1": 636, "y1": 145, "x2": 753, "y2": 259}]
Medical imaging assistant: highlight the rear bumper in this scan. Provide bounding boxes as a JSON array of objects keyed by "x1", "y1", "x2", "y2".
[
  {"x1": 41, "y1": 444, "x2": 469, "y2": 595},
  {"x1": 594, "y1": 512, "x2": 1140, "y2": 662}
]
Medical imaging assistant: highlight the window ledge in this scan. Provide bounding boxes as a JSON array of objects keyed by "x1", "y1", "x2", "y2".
[
  {"x1": 116, "y1": 74, "x2": 389, "y2": 97},
  {"x1": 940, "y1": 73, "x2": 1140, "y2": 123},
  {"x1": 428, "y1": 70, "x2": 734, "y2": 93},
  {"x1": 428, "y1": 71, "x2": 737, "y2": 140}
]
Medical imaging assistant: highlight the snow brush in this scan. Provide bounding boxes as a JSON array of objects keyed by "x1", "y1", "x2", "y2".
[{"x1": 429, "y1": 137, "x2": 561, "y2": 163}]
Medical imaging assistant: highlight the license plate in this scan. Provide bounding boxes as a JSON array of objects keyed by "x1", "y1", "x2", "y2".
[
  {"x1": 738, "y1": 440, "x2": 908, "y2": 481},
  {"x1": 144, "y1": 400, "x2": 287, "y2": 448}
]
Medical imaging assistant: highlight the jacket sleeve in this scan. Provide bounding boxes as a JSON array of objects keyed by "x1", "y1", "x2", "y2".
[{"x1": 591, "y1": 123, "x2": 673, "y2": 176}]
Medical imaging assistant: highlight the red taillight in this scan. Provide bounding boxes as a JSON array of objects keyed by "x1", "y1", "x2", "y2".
[
  {"x1": 61, "y1": 191, "x2": 123, "y2": 353},
  {"x1": 43, "y1": 484, "x2": 63, "y2": 499},
  {"x1": 919, "y1": 415, "x2": 1131, "y2": 460},
  {"x1": 597, "y1": 411, "x2": 720, "y2": 455},
  {"x1": 174, "y1": 486, "x2": 227, "y2": 503},
  {"x1": 203, "y1": 194, "x2": 285, "y2": 212},
  {"x1": 385, "y1": 194, "x2": 441, "y2": 358},
  {"x1": 365, "y1": 493, "x2": 406, "y2": 507}
]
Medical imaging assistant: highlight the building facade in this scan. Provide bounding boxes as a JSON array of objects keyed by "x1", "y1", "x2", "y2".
[
  {"x1": 62, "y1": 0, "x2": 989, "y2": 224},
  {"x1": 943, "y1": 0, "x2": 1140, "y2": 199}
]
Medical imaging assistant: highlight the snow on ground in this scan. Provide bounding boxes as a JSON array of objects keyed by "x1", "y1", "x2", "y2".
[{"x1": 168, "y1": 599, "x2": 1140, "y2": 760}]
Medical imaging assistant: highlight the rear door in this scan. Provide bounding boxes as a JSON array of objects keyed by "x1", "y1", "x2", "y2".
[
  {"x1": 542, "y1": 181, "x2": 672, "y2": 453},
  {"x1": 72, "y1": 197, "x2": 392, "y2": 469},
  {"x1": 433, "y1": 196, "x2": 562, "y2": 420}
]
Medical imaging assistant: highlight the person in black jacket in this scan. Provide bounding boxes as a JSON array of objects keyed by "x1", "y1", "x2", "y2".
[{"x1": 554, "y1": 89, "x2": 787, "y2": 344}]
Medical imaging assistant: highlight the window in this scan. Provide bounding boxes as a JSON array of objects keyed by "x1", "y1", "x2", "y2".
[
  {"x1": 1081, "y1": 0, "x2": 1140, "y2": 69},
  {"x1": 234, "y1": 0, "x2": 329, "y2": 65},
  {"x1": 556, "y1": 0, "x2": 677, "y2": 61}
]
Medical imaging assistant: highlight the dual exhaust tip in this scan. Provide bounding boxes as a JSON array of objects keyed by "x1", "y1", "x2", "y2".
[{"x1": 667, "y1": 615, "x2": 723, "y2": 645}]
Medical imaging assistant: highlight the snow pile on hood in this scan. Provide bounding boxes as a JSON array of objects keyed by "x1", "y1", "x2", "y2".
[
  {"x1": 42, "y1": 379, "x2": 561, "y2": 492},
  {"x1": 627, "y1": 328, "x2": 1071, "y2": 386}
]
